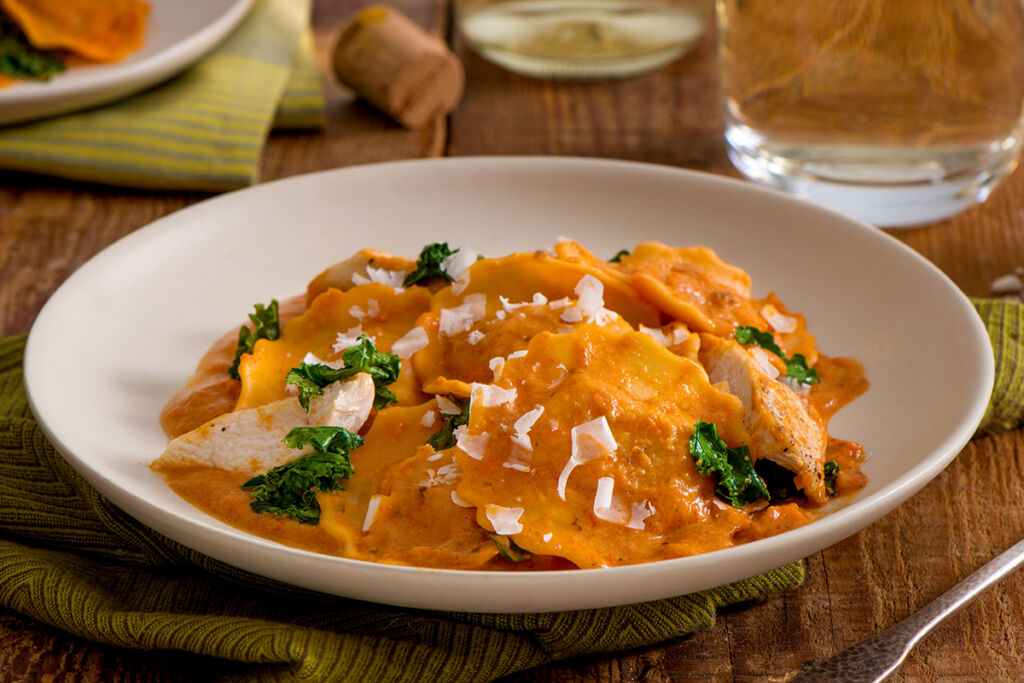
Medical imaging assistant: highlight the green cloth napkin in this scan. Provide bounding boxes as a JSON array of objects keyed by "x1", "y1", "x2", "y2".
[
  {"x1": 0, "y1": 0, "x2": 324, "y2": 192},
  {"x1": 0, "y1": 299, "x2": 1017, "y2": 682}
]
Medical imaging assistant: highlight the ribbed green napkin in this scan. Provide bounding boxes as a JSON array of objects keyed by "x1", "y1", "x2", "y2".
[
  {"x1": 0, "y1": 299, "x2": 1016, "y2": 681},
  {"x1": 0, "y1": 0, "x2": 323, "y2": 191}
]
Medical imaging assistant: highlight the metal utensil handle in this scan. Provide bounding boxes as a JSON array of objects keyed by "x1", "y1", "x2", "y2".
[{"x1": 791, "y1": 537, "x2": 1024, "y2": 682}]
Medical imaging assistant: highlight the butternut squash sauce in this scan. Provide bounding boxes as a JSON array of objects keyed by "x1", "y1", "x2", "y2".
[{"x1": 155, "y1": 240, "x2": 869, "y2": 570}]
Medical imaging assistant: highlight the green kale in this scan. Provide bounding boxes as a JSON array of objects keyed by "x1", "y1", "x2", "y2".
[
  {"x1": 404, "y1": 242, "x2": 458, "y2": 286},
  {"x1": 689, "y1": 420, "x2": 769, "y2": 508},
  {"x1": 609, "y1": 249, "x2": 630, "y2": 263},
  {"x1": 754, "y1": 459, "x2": 802, "y2": 501},
  {"x1": 285, "y1": 335, "x2": 400, "y2": 411},
  {"x1": 241, "y1": 426, "x2": 364, "y2": 524},
  {"x1": 490, "y1": 535, "x2": 533, "y2": 562},
  {"x1": 227, "y1": 300, "x2": 280, "y2": 380},
  {"x1": 824, "y1": 460, "x2": 841, "y2": 496},
  {"x1": 734, "y1": 325, "x2": 819, "y2": 386},
  {"x1": 0, "y1": 18, "x2": 65, "y2": 81},
  {"x1": 426, "y1": 396, "x2": 470, "y2": 450}
]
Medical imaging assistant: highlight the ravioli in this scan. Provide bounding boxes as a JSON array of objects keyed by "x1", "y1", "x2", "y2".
[
  {"x1": 1, "y1": 0, "x2": 149, "y2": 62},
  {"x1": 155, "y1": 240, "x2": 869, "y2": 571}
]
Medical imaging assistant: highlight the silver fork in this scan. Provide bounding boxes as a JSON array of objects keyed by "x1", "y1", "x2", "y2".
[{"x1": 789, "y1": 537, "x2": 1024, "y2": 682}]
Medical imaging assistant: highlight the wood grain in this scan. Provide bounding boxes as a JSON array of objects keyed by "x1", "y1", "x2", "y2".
[{"x1": 1, "y1": 1, "x2": 1023, "y2": 681}]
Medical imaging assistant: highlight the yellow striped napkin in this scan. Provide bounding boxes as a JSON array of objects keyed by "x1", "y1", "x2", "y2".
[{"x1": 0, "y1": 0, "x2": 323, "y2": 191}]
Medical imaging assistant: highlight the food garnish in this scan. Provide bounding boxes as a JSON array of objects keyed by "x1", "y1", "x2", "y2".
[
  {"x1": 286, "y1": 335, "x2": 400, "y2": 411},
  {"x1": 689, "y1": 420, "x2": 769, "y2": 508},
  {"x1": 241, "y1": 426, "x2": 364, "y2": 524},
  {"x1": 734, "y1": 325, "x2": 819, "y2": 385},
  {"x1": 227, "y1": 300, "x2": 280, "y2": 380}
]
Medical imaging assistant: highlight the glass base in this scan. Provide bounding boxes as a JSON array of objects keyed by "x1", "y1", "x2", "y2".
[
  {"x1": 724, "y1": 123, "x2": 1022, "y2": 228},
  {"x1": 457, "y1": 0, "x2": 710, "y2": 80}
]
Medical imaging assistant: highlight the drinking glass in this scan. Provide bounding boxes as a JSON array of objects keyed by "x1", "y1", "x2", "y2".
[
  {"x1": 718, "y1": 0, "x2": 1024, "y2": 227},
  {"x1": 456, "y1": 0, "x2": 712, "y2": 79}
]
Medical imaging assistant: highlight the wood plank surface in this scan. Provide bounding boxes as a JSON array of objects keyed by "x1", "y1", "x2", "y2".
[{"x1": 1, "y1": 1, "x2": 1023, "y2": 681}]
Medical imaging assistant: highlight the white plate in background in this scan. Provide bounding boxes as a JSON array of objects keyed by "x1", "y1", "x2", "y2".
[
  {"x1": 0, "y1": 0, "x2": 253, "y2": 126},
  {"x1": 23, "y1": 158, "x2": 994, "y2": 613}
]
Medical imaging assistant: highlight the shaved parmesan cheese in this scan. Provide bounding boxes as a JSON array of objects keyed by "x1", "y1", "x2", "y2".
[
  {"x1": 473, "y1": 383, "x2": 517, "y2": 407},
  {"x1": 485, "y1": 504, "x2": 524, "y2": 535},
  {"x1": 439, "y1": 294, "x2": 487, "y2": 336},
  {"x1": 503, "y1": 446, "x2": 532, "y2": 472},
  {"x1": 548, "y1": 297, "x2": 570, "y2": 310},
  {"x1": 749, "y1": 347, "x2": 781, "y2": 379},
  {"x1": 593, "y1": 477, "x2": 614, "y2": 511},
  {"x1": 542, "y1": 532, "x2": 553, "y2": 542},
  {"x1": 451, "y1": 490, "x2": 474, "y2": 507},
  {"x1": 627, "y1": 501, "x2": 655, "y2": 530},
  {"x1": 332, "y1": 326, "x2": 368, "y2": 353},
  {"x1": 761, "y1": 304, "x2": 797, "y2": 333},
  {"x1": 560, "y1": 275, "x2": 605, "y2": 324},
  {"x1": 639, "y1": 324, "x2": 670, "y2": 346},
  {"x1": 442, "y1": 247, "x2": 477, "y2": 285},
  {"x1": 391, "y1": 326, "x2": 429, "y2": 358},
  {"x1": 366, "y1": 299, "x2": 380, "y2": 318},
  {"x1": 420, "y1": 410, "x2": 437, "y2": 428},
  {"x1": 513, "y1": 406, "x2": 544, "y2": 434},
  {"x1": 436, "y1": 462, "x2": 461, "y2": 484},
  {"x1": 489, "y1": 356, "x2": 505, "y2": 381},
  {"x1": 436, "y1": 396, "x2": 462, "y2": 415},
  {"x1": 455, "y1": 426, "x2": 489, "y2": 460},
  {"x1": 467, "y1": 329, "x2": 485, "y2": 345},
  {"x1": 426, "y1": 451, "x2": 443, "y2": 461},
  {"x1": 509, "y1": 432, "x2": 532, "y2": 452},
  {"x1": 355, "y1": 266, "x2": 405, "y2": 290},
  {"x1": 349, "y1": 306, "x2": 365, "y2": 320},
  {"x1": 507, "y1": 349, "x2": 528, "y2": 360},
  {"x1": 362, "y1": 495, "x2": 382, "y2": 532},
  {"x1": 557, "y1": 416, "x2": 617, "y2": 500},
  {"x1": 495, "y1": 310, "x2": 507, "y2": 320}
]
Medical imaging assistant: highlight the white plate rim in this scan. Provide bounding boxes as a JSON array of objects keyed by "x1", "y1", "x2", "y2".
[
  {"x1": 22, "y1": 157, "x2": 995, "y2": 613},
  {"x1": 0, "y1": 0, "x2": 255, "y2": 126}
]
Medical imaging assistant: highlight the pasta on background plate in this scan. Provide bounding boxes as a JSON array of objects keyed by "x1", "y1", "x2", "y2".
[{"x1": 153, "y1": 239, "x2": 869, "y2": 570}]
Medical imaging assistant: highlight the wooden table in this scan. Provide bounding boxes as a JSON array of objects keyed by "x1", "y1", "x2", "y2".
[{"x1": 2, "y1": 1, "x2": 1023, "y2": 680}]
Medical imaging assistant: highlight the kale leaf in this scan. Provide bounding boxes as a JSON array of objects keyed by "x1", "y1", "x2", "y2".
[
  {"x1": 689, "y1": 420, "x2": 769, "y2": 508},
  {"x1": 285, "y1": 335, "x2": 400, "y2": 411},
  {"x1": 0, "y1": 18, "x2": 65, "y2": 81},
  {"x1": 824, "y1": 460, "x2": 841, "y2": 496},
  {"x1": 734, "y1": 325, "x2": 819, "y2": 386},
  {"x1": 426, "y1": 396, "x2": 470, "y2": 450},
  {"x1": 490, "y1": 535, "x2": 533, "y2": 562},
  {"x1": 227, "y1": 300, "x2": 280, "y2": 380},
  {"x1": 404, "y1": 242, "x2": 458, "y2": 286},
  {"x1": 241, "y1": 426, "x2": 364, "y2": 524},
  {"x1": 608, "y1": 249, "x2": 630, "y2": 263}
]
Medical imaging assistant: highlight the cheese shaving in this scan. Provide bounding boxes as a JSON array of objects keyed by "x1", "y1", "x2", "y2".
[
  {"x1": 332, "y1": 326, "x2": 369, "y2": 353},
  {"x1": 473, "y1": 383, "x2": 517, "y2": 407},
  {"x1": 455, "y1": 426, "x2": 489, "y2": 460},
  {"x1": 627, "y1": 501, "x2": 655, "y2": 530},
  {"x1": 391, "y1": 326, "x2": 429, "y2": 359},
  {"x1": 451, "y1": 490, "x2": 474, "y2": 508},
  {"x1": 557, "y1": 416, "x2": 617, "y2": 500},
  {"x1": 467, "y1": 329, "x2": 485, "y2": 345},
  {"x1": 436, "y1": 396, "x2": 462, "y2": 415},
  {"x1": 761, "y1": 304, "x2": 798, "y2": 333},
  {"x1": 420, "y1": 410, "x2": 437, "y2": 428},
  {"x1": 560, "y1": 275, "x2": 605, "y2": 324},
  {"x1": 362, "y1": 495, "x2": 382, "y2": 532},
  {"x1": 439, "y1": 294, "x2": 487, "y2": 336},
  {"x1": 488, "y1": 356, "x2": 505, "y2": 381},
  {"x1": 485, "y1": 504, "x2": 524, "y2": 535},
  {"x1": 513, "y1": 406, "x2": 545, "y2": 434}
]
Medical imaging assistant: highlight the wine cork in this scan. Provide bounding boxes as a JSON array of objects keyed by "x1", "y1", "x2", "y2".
[{"x1": 332, "y1": 6, "x2": 465, "y2": 129}]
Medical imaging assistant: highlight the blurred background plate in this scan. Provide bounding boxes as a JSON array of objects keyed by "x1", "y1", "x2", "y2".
[
  {"x1": 22, "y1": 157, "x2": 994, "y2": 613},
  {"x1": 0, "y1": 0, "x2": 254, "y2": 126}
]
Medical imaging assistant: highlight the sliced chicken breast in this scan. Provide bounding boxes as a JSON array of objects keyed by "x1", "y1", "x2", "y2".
[
  {"x1": 156, "y1": 373, "x2": 374, "y2": 476},
  {"x1": 699, "y1": 335, "x2": 828, "y2": 505}
]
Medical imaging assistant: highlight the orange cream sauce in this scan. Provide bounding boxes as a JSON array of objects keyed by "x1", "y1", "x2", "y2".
[{"x1": 157, "y1": 241, "x2": 870, "y2": 570}]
